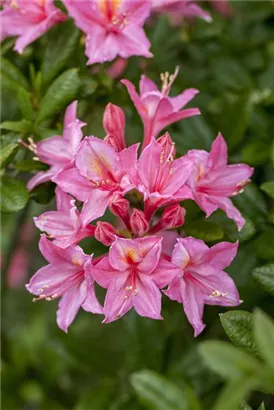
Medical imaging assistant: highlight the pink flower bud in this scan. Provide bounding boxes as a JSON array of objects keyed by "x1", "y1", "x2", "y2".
[
  {"x1": 109, "y1": 196, "x2": 130, "y2": 229},
  {"x1": 103, "y1": 103, "x2": 126, "y2": 151},
  {"x1": 157, "y1": 132, "x2": 176, "y2": 160},
  {"x1": 95, "y1": 222, "x2": 116, "y2": 246},
  {"x1": 130, "y1": 208, "x2": 149, "y2": 237},
  {"x1": 150, "y1": 204, "x2": 185, "y2": 234}
]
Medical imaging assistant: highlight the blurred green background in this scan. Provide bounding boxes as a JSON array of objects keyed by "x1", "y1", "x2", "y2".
[{"x1": 1, "y1": 1, "x2": 274, "y2": 409}]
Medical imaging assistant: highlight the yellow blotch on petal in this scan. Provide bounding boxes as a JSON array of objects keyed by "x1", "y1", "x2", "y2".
[
  {"x1": 99, "y1": 0, "x2": 120, "y2": 18},
  {"x1": 72, "y1": 258, "x2": 82, "y2": 267}
]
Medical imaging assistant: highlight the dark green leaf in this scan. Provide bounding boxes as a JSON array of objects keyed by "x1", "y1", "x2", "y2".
[
  {"x1": 0, "y1": 120, "x2": 33, "y2": 133},
  {"x1": 37, "y1": 69, "x2": 80, "y2": 123},
  {"x1": 253, "y1": 310, "x2": 274, "y2": 372},
  {"x1": 131, "y1": 370, "x2": 201, "y2": 410},
  {"x1": 253, "y1": 264, "x2": 274, "y2": 295},
  {"x1": 1, "y1": 57, "x2": 29, "y2": 90},
  {"x1": 0, "y1": 143, "x2": 18, "y2": 168},
  {"x1": 199, "y1": 341, "x2": 261, "y2": 380},
  {"x1": 17, "y1": 88, "x2": 34, "y2": 121},
  {"x1": 220, "y1": 311, "x2": 257, "y2": 354},
  {"x1": 15, "y1": 159, "x2": 48, "y2": 172},
  {"x1": 253, "y1": 228, "x2": 274, "y2": 260},
  {"x1": 184, "y1": 219, "x2": 224, "y2": 242},
  {"x1": 1, "y1": 176, "x2": 29, "y2": 212},
  {"x1": 42, "y1": 20, "x2": 80, "y2": 85},
  {"x1": 261, "y1": 181, "x2": 274, "y2": 199}
]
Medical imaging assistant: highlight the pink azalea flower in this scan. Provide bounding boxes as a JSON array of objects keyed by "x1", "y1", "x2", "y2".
[
  {"x1": 89, "y1": 236, "x2": 178, "y2": 322},
  {"x1": 0, "y1": 0, "x2": 66, "y2": 54},
  {"x1": 63, "y1": 0, "x2": 152, "y2": 65},
  {"x1": 121, "y1": 68, "x2": 200, "y2": 148},
  {"x1": 164, "y1": 237, "x2": 240, "y2": 336},
  {"x1": 103, "y1": 103, "x2": 126, "y2": 152},
  {"x1": 26, "y1": 235, "x2": 103, "y2": 332},
  {"x1": 151, "y1": 0, "x2": 212, "y2": 25},
  {"x1": 186, "y1": 133, "x2": 254, "y2": 230},
  {"x1": 27, "y1": 101, "x2": 85, "y2": 191},
  {"x1": 54, "y1": 137, "x2": 139, "y2": 225},
  {"x1": 34, "y1": 187, "x2": 95, "y2": 248},
  {"x1": 137, "y1": 137, "x2": 193, "y2": 219}
]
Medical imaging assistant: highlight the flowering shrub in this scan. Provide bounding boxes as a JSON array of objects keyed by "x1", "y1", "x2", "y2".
[{"x1": 1, "y1": 1, "x2": 274, "y2": 409}]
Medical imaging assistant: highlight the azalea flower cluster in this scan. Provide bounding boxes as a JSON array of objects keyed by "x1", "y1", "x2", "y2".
[
  {"x1": 0, "y1": 0, "x2": 231, "y2": 64},
  {"x1": 26, "y1": 71, "x2": 253, "y2": 335}
]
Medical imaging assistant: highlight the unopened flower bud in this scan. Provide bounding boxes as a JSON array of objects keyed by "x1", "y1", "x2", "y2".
[
  {"x1": 95, "y1": 222, "x2": 116, "y2": 246},
  {"x1": 157, "y1": 132, "x2": 176, "y2": 161},
  {"x1": 109, "y1": 195, "x2": 130, "y2": 229},
  {"x1": 103, "y1": 103, "x2": 126, "y2": 151},
  {"x1": 150, "y1": 204, "x2": 185, "y2": 234},
  {"x1": 130, "y1": 208, "x2": 148, "y2": 237}
]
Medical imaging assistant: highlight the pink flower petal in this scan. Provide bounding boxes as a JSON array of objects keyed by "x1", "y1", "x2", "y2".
[{"x1": 132, "y1": 276, "x2": 163, "y2": 320}]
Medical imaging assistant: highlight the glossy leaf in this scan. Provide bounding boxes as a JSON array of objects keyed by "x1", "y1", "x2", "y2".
[
  {"x1": 253, "y1": 264, "x2": 274, "y2": 295},
  {"x1": 36, "y1": 69, "x2": 80, "y2": 123},
  {"x1": 42, "y1": 20, "x2": 80, "y2": 85},
  {"x1": 220, "y1": 311, "x2": 257, "y2": 354},
  {"x1": 1, "y1": 176, "x2": 29, "y2": 212}
]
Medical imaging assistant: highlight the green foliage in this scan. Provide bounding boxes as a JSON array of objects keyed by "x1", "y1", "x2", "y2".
[
  {"x1": 220, "y1": 311, "x2": 257, "y2": 353},
  {"x1": 253, "y1": 264, "x2": 274, "y2": 295},
  {"x1": 261, "y1": 182, "x2": 274, "y2": 199},
  {"x1": 1, "y1": 176, "x2": 29, "y2": 212},
  {"x1": 0, "y1": 142, "x2": 18, "y2": 168},
  {"x1": 253, "y1": 310, "x2": 274, "y2": 373},
  {"x1": 42, "y1": 19, "x2": 80, "y2": 85},
  {"x1": 36, "y1": 68, "x2": 80, "y2": 123},
  {"x1": 131, "y1": 370, "x2": 201, "y2": 410}
]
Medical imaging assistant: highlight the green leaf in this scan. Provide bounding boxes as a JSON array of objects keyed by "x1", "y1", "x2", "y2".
[
  {"x1": 253, "y1": 264, "x2": 274, "y2": 295},
  {"x1": 1, "y1": 57, "x2": 29, "y2": 90},
  {"x1": 239, "y1": 402, "x2": 252, "y2": 410},
  {"x1": 199, "y1": 341, "x2": 261, "y2": 380},
  {"x1": 42, "y1": 20, "x2": 80, "y2": 85},
  {"x1": 253, "y1": 228, "x2": 274, "y2": 260},
  {"x1": 0, "y1": 143, "x2": 18, "y2": 168},
  {"x1": 184, "y1": 219, "x2": 224, "y2": 242},
  {"x1": 37, "y1": 69, "x2": 80, "y2": 123},
  {"x1": 233, "y1": 184, "x2": 268, "y2": 227},
  {"x1": 211, "y1": 58, "x2": 252, "y2": 92},
  {"x1": 212, "y1": 376, "x2": 258, "y2": 410},
  {"x1": 0, "y1": 120, "x2": 33, "y2": 133},
  {"x1": 1, "y1": 176, "x2": 29, "y2": 212},
  {"x1": 258, "y1": 403, "x2": 266, "y2": 410},
  {"x1": 220, "y1": 311, "x2": 257, "y2": 353},
  {"x1": 261, "y1": 181, "x2": 274, "y2": 199},
  {"x1": 130, "y1": 370, "x2": 201, "y2": 410},
  {"x1": 74, "y1": 380, "x2": 115, "y2": 410},
  {"x1": 15, "y1": 159, "x2": 48, "y2": 172},
  {"x1": 253, "y1": 310, "x2": 274, "y2": 372},
  {"x1": 17, "y1": 87, "x2": 34, "y2": 121}
]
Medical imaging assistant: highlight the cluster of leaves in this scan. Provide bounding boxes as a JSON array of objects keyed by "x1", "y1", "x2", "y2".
[{"x1": 1, "y1": 1, "x2": 274, "y2": 409}]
